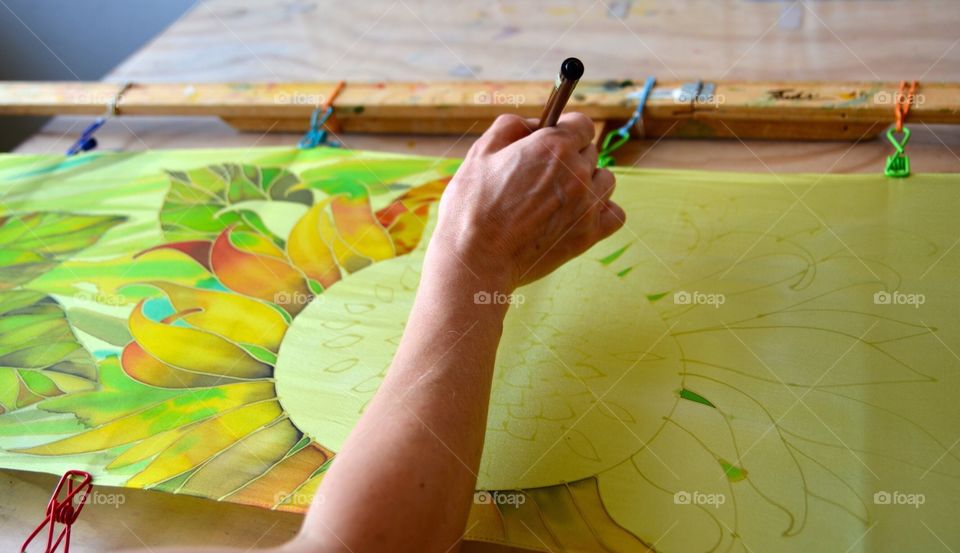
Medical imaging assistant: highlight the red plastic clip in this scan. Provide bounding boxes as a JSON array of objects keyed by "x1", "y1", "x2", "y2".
[{"x1": 21, "y1": 470, "x2": 93, "y2": 553}]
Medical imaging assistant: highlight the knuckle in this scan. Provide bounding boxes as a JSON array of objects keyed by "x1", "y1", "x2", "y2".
[
  {"x1": 567, "y1": 178, "x2": 589, "y2": 199},
  {"x1": 567, "y1": 111, "x2": 593, "y2": 128},
  {"x1": 492, "y1": 113, "x2": 525, "y2": 131},
  {"x1": 537, "y1": 130, "x2": 569, "y2": 153},
  {"x1": 572, "y1": 164, "x2": 593, "y2": 184}
]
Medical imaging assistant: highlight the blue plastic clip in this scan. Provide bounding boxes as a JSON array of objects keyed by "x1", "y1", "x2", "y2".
[
  {"x1": 65, "y1": 82, "x2": 132, "y2": 157},
  {"x1": 298, "y1": 106, "x2": 341, "y2": 149},
  {"x1": 65, "y1": 118, "x2": 107, "y2": 156}
]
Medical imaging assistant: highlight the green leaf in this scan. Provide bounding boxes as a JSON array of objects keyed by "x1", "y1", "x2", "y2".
[
  {"x1": 0, "y1": 212, "x2": 124, "y2": 289},
  {"x1": 66, "y1": 307, "x2": 133, "y2": 346},
  {"x1": 0, "y1": 290, "x2": 98, "y2": 413}
]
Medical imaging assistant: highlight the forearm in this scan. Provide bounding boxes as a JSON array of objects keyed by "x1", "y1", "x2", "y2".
[{"x1": 297, "y1": 249, "x2": 509, "y2": 552}]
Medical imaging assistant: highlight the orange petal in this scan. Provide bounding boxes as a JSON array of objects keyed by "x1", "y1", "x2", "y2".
[
  {"x1": 328, "y1": 195, "x2": 395, "y2": 272},
  {"x1": 376, "y1": 178, "x2": 447, "y2": 255},
  {"x1": 225, "y1": 442, "x2": 333, "y2": 509},
  {"x1": 121, "y1": 342, "x2": 245, "y2": 388},
  {"x1": 210, "y1": 226, "x2": 312, "y2": 316}
]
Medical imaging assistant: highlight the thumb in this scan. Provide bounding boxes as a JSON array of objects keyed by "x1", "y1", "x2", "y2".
[{"x1": 597, "y1": 200, "x2": 626, "y2": 238}]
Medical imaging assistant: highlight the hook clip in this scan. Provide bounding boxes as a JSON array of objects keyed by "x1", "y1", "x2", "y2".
[
  {"x1": 65, "y1": 82, "x2": 132, "y2": 156},
  {"x1": 298, "y1": 105, "x2": 340, "y2": 149},
  {"x1": 298, "y1": 81, "x2": 346, "y2": 150},
  {"x1": 598, "y1": 76, "x2": 656, "y2": 168},
  {"x1": 21, "y1": 470, "x2": 94, "y2": 553},
  {"x1": 884, "y1": 80, "x2": 918, "y2": 178}
]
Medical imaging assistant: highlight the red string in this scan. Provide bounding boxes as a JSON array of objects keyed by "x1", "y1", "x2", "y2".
[{"x1": 894, "y1": 80, "x2": 918, "y2": 132}]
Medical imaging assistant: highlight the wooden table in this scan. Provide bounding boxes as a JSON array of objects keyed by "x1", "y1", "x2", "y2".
[{"x1": 4, "y1": 1, "x2": 959, "y2": 551}]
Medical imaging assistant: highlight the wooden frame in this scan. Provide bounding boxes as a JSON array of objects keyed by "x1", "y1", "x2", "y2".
[{"x1": 1, "y1": 80, "x2": 957, "y2": 141}]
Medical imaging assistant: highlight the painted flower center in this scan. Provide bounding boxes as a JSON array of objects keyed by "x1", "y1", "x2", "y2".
[{"x1": 275, "y1": 246, "x2": 681, "y2": 490}]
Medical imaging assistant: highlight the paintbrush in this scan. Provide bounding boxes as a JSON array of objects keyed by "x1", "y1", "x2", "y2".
[{"x1": 538, "y1": 57, "x2": 584, "y2": 128}]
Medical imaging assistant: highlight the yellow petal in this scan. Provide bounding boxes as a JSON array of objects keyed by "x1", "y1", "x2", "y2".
[
  {"x1": 145, "y1": 281, "x2": 287, "y2": 352},
  {"x1": 16, "y1": 381, "x2": 275, "y2": 455},
  {"x1": 127, "y1": 400, "x2": 283, "y2": 488},
  {"x1": 129, "y1": 300, "x2": 271, "y2": 379},
  {"x1": 286, "y1": 201, "x2": 341, "y2": 289},
  {"x1": 179, "y1": 418, "x2": 302, "y2": 499},
  {"x1": 224, "y1": 443, "x2": 332, "y2": 508}
]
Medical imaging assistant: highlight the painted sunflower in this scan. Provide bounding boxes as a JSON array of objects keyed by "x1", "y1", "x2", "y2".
[
  {"x1": 10, "y1": 156, "x2": 451, "y2": 510},
  {"x1": 2, "y1": 156, "x2": 958, "y2": 552}
]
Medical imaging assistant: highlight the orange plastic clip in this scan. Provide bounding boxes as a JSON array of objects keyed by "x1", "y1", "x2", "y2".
[
  {"x1": 893, "y1": 80, "x2": 918, "y2": 132},
  {"x1": 323, "y1": 80, "x2": 346, "y2": 134},
  {"x1": 21, "y1": 470, "x2": 93, "y2": 553}
]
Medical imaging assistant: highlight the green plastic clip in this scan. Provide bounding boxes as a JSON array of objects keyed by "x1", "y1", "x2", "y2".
[
  {"x1": 598, "y1": 129, "x2": 630, "y2": 168},
  {"x1": 884, "y1": 127, "x2": 911, "y2": 178}
]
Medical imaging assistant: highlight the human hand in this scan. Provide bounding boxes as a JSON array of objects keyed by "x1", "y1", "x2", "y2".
[{"x1": 428, "y1": 112, "x2": 626, "y2": 293}]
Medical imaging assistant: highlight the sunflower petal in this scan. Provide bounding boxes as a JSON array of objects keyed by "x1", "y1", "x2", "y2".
[
  {"x1": 121, "y1": 342, "x2": 243, "y2": 389},
  {"x1": 328, "y1": 195, "x2": 395, "y2": 272},
  {"x1": 127, "y1": 399, "x2": 283, "y2": 488},
  {"x1": 276, "y1": 471, "x2": 324, "y2": 510},
  {"x1": 129, "y1": 300, "x2": 271, "y2": 379},
  {"x1": 144, "y1": 281, "x2": 287, "y2": 351},
  {"x1": 375, "y1": 178, "x2": 446, "y2": 255},
  {"x1": 16, "y1": 381, "x2": 275, "y2": 455},
  {"x1": 179, "y1": 418, "x2": 302, "y2": 499},
  {"x1": 107, "y1": 425, "x2": 191, "y2": 469},
  {"x1": 225, "y1": 442, "x2": 332, "y2": 507},
  {"x1": 286, "y1": 201, "x2": 342, "y2": 289},
  {"x1": 210, "y1": 227, "x2": 312, "y2": 316},
  {"x1": 136, "y1": 240, "x2": 213, "y2": 271}
]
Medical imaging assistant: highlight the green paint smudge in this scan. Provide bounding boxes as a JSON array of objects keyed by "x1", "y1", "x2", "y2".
[
  {"x1": 244, "y1": 344, "x2": 278, "y2": 365},
  {"x1": 679, "y1": 388, "x2": 715, "y2": 408},
  {"x1": 599, "y1": 244, "x2": 630, "y2": 265},
  {"x1": 719, "y1": 459, "x2": 748, "y2": 482}
]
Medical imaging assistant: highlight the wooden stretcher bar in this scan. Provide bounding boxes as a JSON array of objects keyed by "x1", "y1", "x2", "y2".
[{"x1": 0, "y1": 80, "x2": 957, "y2": 141}]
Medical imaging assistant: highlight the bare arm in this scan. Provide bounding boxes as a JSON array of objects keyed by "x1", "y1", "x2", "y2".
[
  {"x1": 123, "y1": 112, "x2": 623, "y2": 553},
  {"x1": 292, "y1": 112, "x2": 624, "y2": 553}
]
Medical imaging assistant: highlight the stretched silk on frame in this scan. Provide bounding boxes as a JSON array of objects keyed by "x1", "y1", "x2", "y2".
[{"x1": 0, "y1": 147, "x2": 957, "y2": 552}]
